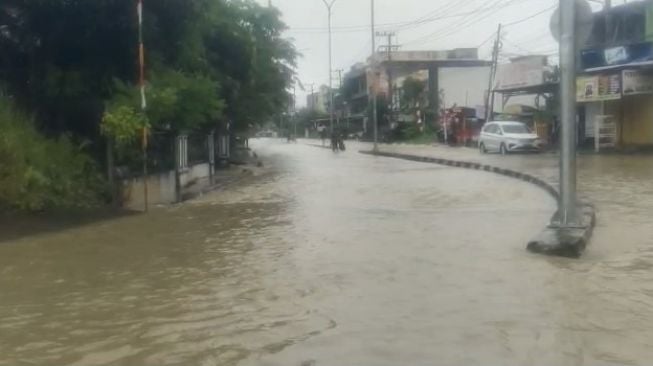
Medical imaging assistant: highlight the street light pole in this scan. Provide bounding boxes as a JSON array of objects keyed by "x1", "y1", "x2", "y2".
[
  {"x1": 322, "y1": 0, "x2": 337, "y2": 134},
  {"x1": 293, "y1": 85, "x2": 297, "y2": 138},
  {"x1": 559, "y1": 0, "x2": 578, "y2": 225},
  {"x1": 371, "y1": 0, "x2": 378, "y2": 152}
]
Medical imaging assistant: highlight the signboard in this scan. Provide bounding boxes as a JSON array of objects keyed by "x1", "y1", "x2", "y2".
[
  {"x1": 581, "y1": 42, "x2": 653, "y2": 71},
  {"x1": 577, "y1": 74, "x2": 621, "y2": 102},
  {"x1": 550, "y1": 0, "x2": 593, "y2": 46},
  {"x1": 623, "y1": 69, "x2": 653, "y2": 95},
  {"x1": 495, "y1": 58, "x2": 545, "y2": 91},
  {"x1": 605, "y1": 46, "x2": 629, "y2": 66}
]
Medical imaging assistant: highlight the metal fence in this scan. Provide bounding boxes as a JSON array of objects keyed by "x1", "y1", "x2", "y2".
[{"x1": 110, "y1": 131, "x2": 231, "y2": 180}]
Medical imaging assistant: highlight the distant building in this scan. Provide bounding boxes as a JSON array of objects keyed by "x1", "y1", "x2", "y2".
[
  {"x1": 576, "y1": 1, "x2": 653, "y2": 149},
  {"x1": 306, "y1": 85, "x2": 330, "y2": 113},
  {"x1": 342, "y1": 48, "x2": 492, "y2": 134}
]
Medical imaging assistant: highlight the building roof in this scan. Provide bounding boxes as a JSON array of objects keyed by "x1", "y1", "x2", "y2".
[{"x1": 494, "y1": 82, "x2": 558, "y2": 95}]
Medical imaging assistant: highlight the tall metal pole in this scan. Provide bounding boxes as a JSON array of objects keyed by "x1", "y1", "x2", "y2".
[
  {"x1": 605, "y1": 0, "x2": 612, "y2": 45},
  {"x1": 138, "y1": 0, "x2": 148, "y2": 212},
  {"x1": 371, "y1": 0, "x2": 378, "y2": 152},
  {"x1": 485, "y1": 24, "x2": 501, "y2": 122},
  {"x1": 328, "y1": 9, "x2": 333, "y2": 133},
  {"x1": 559, "y1": 0, "x2": 578, "y2": 225},
  {"x1": 322, "y1": 0, "x2": 336, "y2": 134},
  {"x1": 293, "y1": 86, "x2": 297, "y2": 137},
  {"x1": 377, "y1": 32, "x2": 397, "y2": 125}
]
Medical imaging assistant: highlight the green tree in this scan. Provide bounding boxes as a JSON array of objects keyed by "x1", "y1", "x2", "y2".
[
  {"x1": 0, "y1": 0, "x2": 298, "y2": 210},
  {"x1": 401, "y1": 77, "x2": 427, "y2": 112}
]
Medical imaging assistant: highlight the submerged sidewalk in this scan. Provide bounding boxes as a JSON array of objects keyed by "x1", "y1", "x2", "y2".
[
  {"x1": 357, "y1": 141, "x2": 653, "y2": 258},
  {"x1": 375, "y1": 143, "x2": 560, "y2": 188}
]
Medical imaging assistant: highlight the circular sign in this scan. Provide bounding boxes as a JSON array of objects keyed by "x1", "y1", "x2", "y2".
[{"x1": 550, "y1": 0, "x2": 593, "y2": 45}]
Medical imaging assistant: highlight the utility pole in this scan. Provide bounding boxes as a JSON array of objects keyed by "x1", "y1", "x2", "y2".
[
  {"x1": 371, "y1": 0, "x2": 378, "y2": 152},
  {"x1": 334, "y1": 69, "x2": 344, "y2": 127},
  {"x1": 485, "y1": 24, "x2": 502, "y2": 122},
  {"x1": 307, "y1": 83, "x2": 315, "y2": 111},
  {"x1": 137, "y1": 0, "x2": 149, "y2": 212},
  {"x1": 377, "y1": 31, "x2": 398, "y2": 125},
  {"x1": 335, "y1": 69, "x2": 344, "y2": 88},
  {"x1": 605, "y1": 0, "x2": 612, "y2": 44},
  {"x1": 293, "y1": 85, "x2": 297, "y2": 137},
  {"x1": 322, "y1": 0, "x2": 337, "y2": 134},
  {"x1": 559, "y1": 0, "x2": 578, "y2": 225}
]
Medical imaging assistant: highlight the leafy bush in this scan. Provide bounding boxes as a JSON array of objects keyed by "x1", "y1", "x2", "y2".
[
  {"x1": 107, "y1": 72, "x2": 225, "y2": 136},
  {"x1": 0, "y1": 99, "x2": 106, "y2": 211},
  {"x1": 101, "y1": 105, "x2": 149, "y2": 147}
]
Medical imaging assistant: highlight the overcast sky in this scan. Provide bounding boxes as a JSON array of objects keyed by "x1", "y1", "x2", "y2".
[{"x1": 258, "y1": 0, "x2": 630, "y2": 106}]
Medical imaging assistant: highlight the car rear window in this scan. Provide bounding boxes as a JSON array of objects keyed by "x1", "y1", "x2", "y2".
[{"x1": 502, "y1": 124, "x2": 530, "y2": 134}]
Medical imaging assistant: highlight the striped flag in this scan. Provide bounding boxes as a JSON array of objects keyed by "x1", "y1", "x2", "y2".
[
  {"x1": 137, "y1": 0, "x2": 148, "y2": 148},
  {"x1": 137, "y1": 0, "x2": 146, "y2": 110}
]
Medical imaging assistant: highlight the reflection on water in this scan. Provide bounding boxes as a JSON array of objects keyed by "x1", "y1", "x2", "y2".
[{"x1": 1, "y1": 140, "x2": 653, "y2": 365}]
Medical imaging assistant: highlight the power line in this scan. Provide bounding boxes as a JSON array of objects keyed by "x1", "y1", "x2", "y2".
[
  {"x1": 394, "y1": 0, "x2": 469, "y2": 31},
  {"x1": 502, "y1": 3, "x2": 557, "y2": 27},
  {"x1": 476, "y1": 33, "x2": 497, "y2": 48},
  {"x1": 502, "y1": 37, "x2": 534, "y2": 54},
  {"x1": 285, "y1": 0, "x2": 492, "y2": 35},
  {"x1": 286, "y1": 0, "x2": 465, "y2": 33},
  {"x1": 431, "y1": 0, "x2": 530, "y2": 42},
  {"x1": 401, "y1": 0, "x2": 521, "y2": 47},
  {"x1": 510, "y1": 31, "x2": 552, "y2": 46},
  {"x1": 402, "y1": 0, "x2": 553, "y2": 48}
]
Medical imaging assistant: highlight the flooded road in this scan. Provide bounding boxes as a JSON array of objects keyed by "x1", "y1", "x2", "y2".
[{"x1": 1, "y1": 139, "x2": 652, "y2": 365}]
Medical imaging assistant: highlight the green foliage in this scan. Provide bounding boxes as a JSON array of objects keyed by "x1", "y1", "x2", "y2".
[
  {"x1": 401, "y1": 77, "x2": 427, "y2": 111},
  {"x1": 0, "y1": 0, "x2": 297, "y2": 210},
  {"x1": 295, "y1": 108, "x2": 329, "y2": 128},
  {"x1": 149, "y1": 71, "x2": 224, "y2": 133},
  {"x1": 101, "y1": 105, "x2": 148, "y2": 147},
  {"x1": 0, "y1": 99, "x2": 105, "y2": 211},
  {"x1": 1, "y1": 0, "x2": 296, "y2": 136},
  {"x1": 106, "y1": 72, "x2": 225, "y2": 135}
]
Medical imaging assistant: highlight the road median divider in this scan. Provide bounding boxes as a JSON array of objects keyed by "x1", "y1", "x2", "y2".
[{"x1": 360, "y1": 149, "x2": 596, "y2": 259}]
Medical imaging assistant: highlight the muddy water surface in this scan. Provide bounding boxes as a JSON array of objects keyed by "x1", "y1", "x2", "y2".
[{"x1": 1, "y1": 140, "x2": 652, "y2": 365}]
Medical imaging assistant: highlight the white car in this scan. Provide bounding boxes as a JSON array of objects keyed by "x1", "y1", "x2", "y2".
[{"x1": 478, "y1": 121, "x2": 544, "y2": 155}]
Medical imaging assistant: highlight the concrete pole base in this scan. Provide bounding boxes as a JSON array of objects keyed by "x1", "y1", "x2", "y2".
[{"x1": 527, "y1": 204, "x2": 596, "y2": 258}]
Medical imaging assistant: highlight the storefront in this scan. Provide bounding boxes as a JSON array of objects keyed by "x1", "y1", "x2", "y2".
[
  {"x1": 576, "y1": 73, "x2": 621, "y2": 149},
  {"x1": 578, "y1": 40, "x2": 653, "y2": 150},
  {"x1": 620, "y1": 69, "x2": 653, "y2": 145},
  {"x1": 577, "y1": 69, "x2": 653, "y2": 150}
]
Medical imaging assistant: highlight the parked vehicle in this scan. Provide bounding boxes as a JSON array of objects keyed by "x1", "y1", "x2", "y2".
[
  {"x1": 347, "y1": 130, "x2": 364, "y2": 140},
  {"x1": 478, "y1": 121, "x2": 544, "y2": 155},
  {"x1": 441, "y1": 107, "x2": 482, "y2": 146}
]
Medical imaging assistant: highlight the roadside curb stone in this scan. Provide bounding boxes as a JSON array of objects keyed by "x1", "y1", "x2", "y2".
[{"x1": 359, "y1": 149, "x2": 596, "y2": 258}]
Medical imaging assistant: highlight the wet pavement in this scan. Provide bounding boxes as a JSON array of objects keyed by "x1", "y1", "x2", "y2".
[
  {"x1": 1, "y1": 139, "x2": 653, "y2": 365},
  {"x1": 376, "y1": 142, "x2": 653, "y2": 259}
]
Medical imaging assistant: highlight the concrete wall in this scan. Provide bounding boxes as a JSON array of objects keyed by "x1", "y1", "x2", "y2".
[
  {"x1": 120, "y1": 171, "x2": 177, "y2": 211},
  {"x1": 180, "y1": 163, "x2": 210, "y2": 187},
  {"x1": 120, "y1": 162, "x2": 212, "y2": 210},
  {"x1": 438, "y1": 67, "x2": 491, "y2": 110}
]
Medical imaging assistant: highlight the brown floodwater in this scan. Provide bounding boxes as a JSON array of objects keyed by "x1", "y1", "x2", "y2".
[{"x1": 1, "y1": 139, "x2": 652, "y2": 366}]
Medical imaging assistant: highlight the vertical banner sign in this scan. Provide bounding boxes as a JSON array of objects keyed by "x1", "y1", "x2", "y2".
[
  {"x1": 623, "y1": 69, "x2": 653, "y2": 95},
  {"x1": 138, "y1": 0, "x2": 149, "y2": 211},
  {"x1": 576, "y1": 74, "x2": 621, "y2": 102}
]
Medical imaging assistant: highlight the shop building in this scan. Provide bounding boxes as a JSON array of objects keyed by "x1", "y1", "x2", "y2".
[{"x1": 578, "y1": 1, "x2": 653, "y2": 150}]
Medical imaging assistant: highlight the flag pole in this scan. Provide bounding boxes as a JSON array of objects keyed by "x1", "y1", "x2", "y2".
[{"x1": 138, "y1": 0, "x2": 149, "y2": 212}]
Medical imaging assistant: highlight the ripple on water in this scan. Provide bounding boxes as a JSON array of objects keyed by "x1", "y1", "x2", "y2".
[{"x1": 3, "y1": 141, "x2": 653, "y2": 365}]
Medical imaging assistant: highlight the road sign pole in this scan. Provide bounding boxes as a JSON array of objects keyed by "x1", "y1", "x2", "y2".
[
  {"x1": 559, "y1": 0, "x2": 578, "y2": 225},
  {"x1": 371, "y1": 0, "x2": 378, "y2": 152}
]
